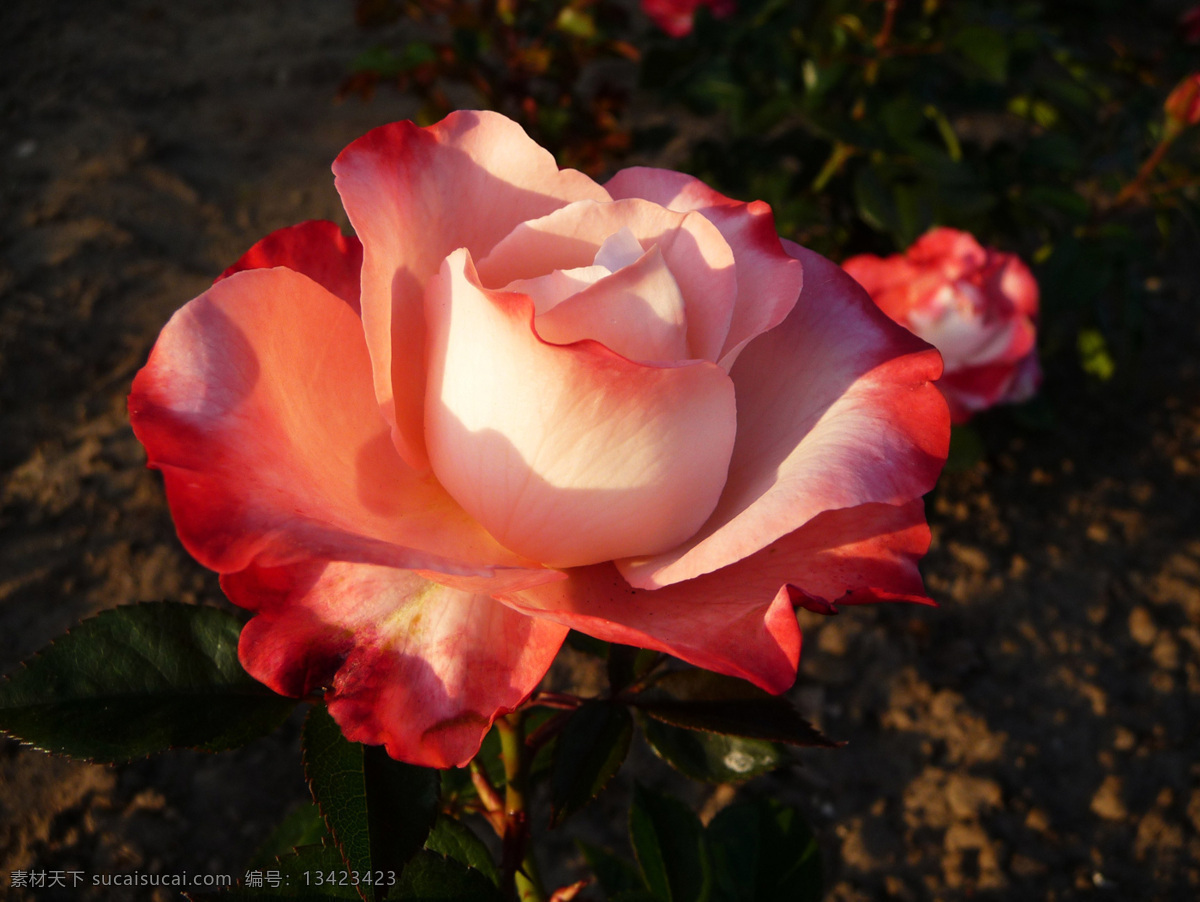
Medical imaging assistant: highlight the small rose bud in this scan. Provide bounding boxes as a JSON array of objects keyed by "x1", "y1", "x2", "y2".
[{"x1": 1164, "y1": 73, "x2": 1200, "y2": 131}]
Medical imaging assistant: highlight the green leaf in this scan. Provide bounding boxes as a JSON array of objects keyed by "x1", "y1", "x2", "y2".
[
  {"x1": 187, "y1": 843, "x2": 364, "y2": 899},
  {"x1": 853, "y1": 167, "x2": 898, "y2": 237},
  {"x1": 944, "y1": 424, "x2": 985, "y2": 472},
  {"x1": 1077, "y1": 328, "x2": 1115, "y2": 381},
  {"x1": 394, "y1": 851, "x2": 505, "y2": 901},
  {"x1": 0, "y1": 602, "x2": 296, "y2": 762},
  {"x1": 439, "y1": 724, "x2": 504, "y2": 804},
  {"x1": 632, "y1": 671, "x2": 836, "y2": 748},
  {"x1": 707, "y1": 799, "x2": 822, "y2": 902},
  {"x1": 608, "y1": 645, "x2": 662, "y2": 694},
  {"x1": 950, "y1": 25, "x2": 1009, "y2": 83},
  {"x1": 550, "y1": 701, "x2": 633, "y2": 825},
  {"x1": 641, "y1": 716, "x2": 783, "y2": 784},
  {"x1": 302, "y1": 707, "x2": 440, "y2": 901},
  {"x1": 423, "y1": 816, "x2": 499, "y2": 887},
  {"x1": 578, "y1": 841, "x2": 645, "y2": 899},
  {"x1": 250, "y1": 802, "x2": 332, "y2": 869},
  {"x1": 629, "y1": 784, "x2": 711, "y2": 902},
  {"x1": 566, "y1": 630, "x2": 610, "y2": 658}
]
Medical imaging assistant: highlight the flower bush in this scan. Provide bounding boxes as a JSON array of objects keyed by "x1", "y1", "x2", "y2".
[
  {"x1": 642, "y1": 0, "x2": 736, "y2": 37},
  {"x1": 128, "y1": 110, "x2": 948, "y2": 768},
  {"x1": 843, "y1": 228, "x2": 1040, "y2": 423}
]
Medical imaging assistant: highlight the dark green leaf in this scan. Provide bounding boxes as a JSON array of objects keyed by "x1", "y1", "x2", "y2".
[
  {"x1": 566, "y1": 631, "x2": 610, "y2": 658},
  {"x1": 439, "y1": 724, "x2": 503, "y2": 804},
  {"x1": 0, "y1": 602, "x2": 296, "y2": 762},
  {"x1": 611, "y1": 893, "x2": 662, "y2": 902},
  {"x1": 633, "y1": 671, "x2": 836, "y2": 748},
  {"x1": 629, "y1": 784, "x2": 711, "y2": 902},
  {"x1": 707, "y1": 798, "x2": 822, "y2": 902},
  {"x1": 945, "y1": 425, "x2": 985, "y2": 472},
  {"x1": 302, "y1": 707, "x2": 440, "y2": 901},
  {"x1": 853, "y1": 167, "x2": 898, "y2": 237},
  {"x1": 950, "y1": 25, "x2": 1009, "y2": 83},
  {"x1": 423, "y1": 816, "x2": 498, "y2": 887},
  {"x1": 250, "y1": 802, "x2": 331, "y2": 869},
  {"x1": 394, "y1": 851, "x2": 505, "y2": 901},
  {"x1": 578, "y1": 841, "x2": 645, "y2": 899},
  {"x1": 551, "y1": 701, "x2": 633, "y2": 825},
  {"x1": 186, "y1": 843, "x2": 363, "y2": 899},
  {"x1": 608, "y1": 645, "x2": 662, "y2": 694},
  {"x1": 641, "y1": 716, "x2": 783, "y2": 784}
]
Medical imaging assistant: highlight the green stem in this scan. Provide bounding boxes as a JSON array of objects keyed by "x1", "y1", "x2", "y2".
[{"x1": 496, "y1": 713, "x2": 547, "y2": 902}]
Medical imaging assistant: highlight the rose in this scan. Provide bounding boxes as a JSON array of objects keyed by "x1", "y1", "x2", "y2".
[
  {"x1": 130, "y1": 111, "x2": 948, "y2": 767},
  {"x1": 842, "y1": 228, "x2": 1041, "y2": 424},
  {"x1": 1164, "y1": 73, "x2": 1200, "y2": 133},
  {"x1": 1182, "y1": 6, "x2": 1200, "y2": 44},
  {"x1": 641, "y1": 0, "x2": 735, "y2": 37}
]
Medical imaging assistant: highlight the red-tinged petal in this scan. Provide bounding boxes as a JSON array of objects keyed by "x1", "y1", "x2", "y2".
[
  {"x1": 604, "y1": 167, "x2": 803, "y2": 368},
  {"x1": 476, "y1": 198, "x2": 736, "y2": 362},
  {"x1": 994, "y1": 253, "x2": 1040, "y2": 317},
  {"x1": 217, "y1": 220, "x2": 364, "y2": 313},
  {"x1": 227, "y1": 561, "x2": 568, "y2": 767},
  {"x1": 617, "y1": 242, "x2": 948, "y2": 589},
  {"x1": 501, "y1": 498, "x2": 933, "y2": 693},
  {"x1": 497, "y1": 566, "x2": 801, "y2": 693},
  {"x1": 129, "y1": 266, "x2": 542, "y2": 579},
  {"x1": 534, "y1": 246, "x2": 689, "y2": 362},
  {"x1": 908, "y1": 227, "x2": 987, "y2": 276},
  {"x1": 424, "y1": 249, "x2": 738, "y2": 569},
  {"x1": 333, "y1": 111, "x2": 610, "y2": 469},
  {"x1": 841, "y1": 253, "x2": 925, "y2": 317},
  {"x1": 776, "y1": 500, "x2": 934, "y2": 607}
]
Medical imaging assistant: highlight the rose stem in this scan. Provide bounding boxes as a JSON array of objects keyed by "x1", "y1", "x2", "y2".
[{"x1": 496, "y1": 712, "x2": 547, "y2": 902}]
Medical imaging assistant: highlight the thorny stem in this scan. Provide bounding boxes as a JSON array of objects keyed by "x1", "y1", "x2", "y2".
[
  {"x1": 496, "y1": 713, "x2": 547, "y2": 902},
  {"x1": 1114, "y1": 134, "x2": 1175, "y2": 207}
]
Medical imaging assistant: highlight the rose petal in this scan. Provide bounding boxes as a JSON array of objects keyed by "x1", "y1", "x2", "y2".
[
  {"x1": 500, "y1": 498, "x2": 933, "y2": 694},
  {"x1": 534, "y1": 246, "x2": 690, "y2": 362},
  {"x1": 497, "y1": 567, "x2": 801, "y2": 693},
  {"x1": 617, "y1": 242, "x2": 948, "y2": 589},
  {"x1": 129, "y1": 266, "x2": 547, "y2": 579},
  {"x1": 228, "y1": 560, "x2": 567, "y2": 767},
  {"x1": 217, "y1": 220, "x2": 363, "y2": 313},
  {"x1": 424, "y1": 248, "x2": 738, "y2": 569},
  {"x1": 994, "y1": 253, "x2": 1039, "y2": 317},
  {"x1": 604, "y1": 167, "x2": 803, "y2": 368},
  {"x1": 333, "y1": 111, "x2": 611, "y2": 469},
  {"x1": 476, "y1": 198, "x2": 736, "y2": 362},
  {"x1": 908, "y1": 227, "x2": 987, "y2": 275}
]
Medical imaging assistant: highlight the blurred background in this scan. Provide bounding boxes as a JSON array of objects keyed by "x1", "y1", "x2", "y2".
[{"x1": 1, "y1": 0, "x2": 1198, "y2": 898}]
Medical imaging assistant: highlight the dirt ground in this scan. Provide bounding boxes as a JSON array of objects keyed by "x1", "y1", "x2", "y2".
[{"x1": 1, "y1": 1, "x2": 1198, "y2": 900}]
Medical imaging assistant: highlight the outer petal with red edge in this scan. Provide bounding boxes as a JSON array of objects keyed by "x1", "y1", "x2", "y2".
[
  {"x1": 217, "y1": 220, "x2": 364, "y2": 313},
  {"x1": 424, "y1": 249, "x2": 738, "y2": 569},
  {"x1": 333, "y1": 111, "x2": 610, "y2": 469},
  {"x1": 604, "y1": 167, "x2": 803, "y2": 368},
  {"x1": 129, "y1": 266, "x2": 549, "y2": 581},
  {"x1": 617, "y1": 241, "x2": 948, "y2": 589},
  {"x1": 498, "y1": 499, "x2": 934, "y2": 693},
  {"x1": 227, "y1": 561, "x2": 568, "y2": 767}
]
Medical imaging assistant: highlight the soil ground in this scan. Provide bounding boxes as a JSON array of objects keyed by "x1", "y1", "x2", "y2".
[{"x1": 1, "y1": 1, "x2": 1198, "y2": 900}]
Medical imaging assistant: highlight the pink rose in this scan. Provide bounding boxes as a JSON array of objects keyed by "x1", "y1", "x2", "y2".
[
  {"x1": 130, "y1": 111, "x2": 947, "y2": 767},
  {"x1": 642, "y1": 0, "x2": 735, "y2": 37},
  {"x1": 843, "y1": 228, "x2": 1041, "y2": 424}
]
